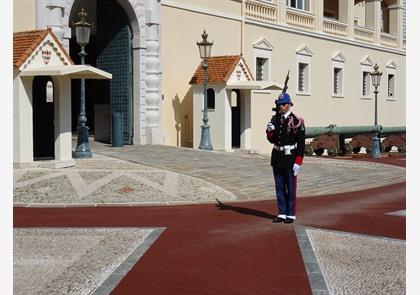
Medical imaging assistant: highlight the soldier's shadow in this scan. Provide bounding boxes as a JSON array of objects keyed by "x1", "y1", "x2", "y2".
[{"x1": 215, "y1": 199, "x2": 276, "y2": 220}]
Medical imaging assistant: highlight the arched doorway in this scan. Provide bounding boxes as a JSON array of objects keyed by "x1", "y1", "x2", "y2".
[
  {"x1": 231, "y1": 89, "x2": 241, "y2": 148},
  {"x1": 32, "y1": 76, "x2": 55, "y2": 159},
  {"x1": 69, "y1": 0, "x2": 133, "y2": 144}
]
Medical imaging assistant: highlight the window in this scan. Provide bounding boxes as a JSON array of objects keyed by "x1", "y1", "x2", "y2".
[
  {"x1": 388, "y1": 74, "x2": 395, "y2": 98},
  {"x1": 386, "y1": 61, "x2": 397, "y2": 100},
  {"x1": 287, "y1": 0, "x2": 308, "y2": 11},
  {"x1": 331, "y1": 52, "x2": 345, "y2": 97},
  {"x1": 253, "y1": 39, "x2": 273, "y2": 86},
  {"x1": 207, "y1": 88, "x2": 215, "y2": 110},
  {"x1": 296, "y1": 46, "x2": 313, "y2": 95},
  {"x1": 360, "y1": 56, "x2": 373, "y2": 99},
  {"x1": 298, "y1": 63, "x2": 309, "y2": 93},
  {"x1": 333, "y1": 67, "x2": 343, "y2": 96},
  {"x1": 362, "y1": 71, "x2": 371, "y2": 97},
  {"x1": 256, "y1": 58, "x2": 267, "y2": 81}
]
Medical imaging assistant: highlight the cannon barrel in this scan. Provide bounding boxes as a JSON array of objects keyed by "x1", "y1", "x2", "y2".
[
  {"x1": 305, "y1": 125, "x2": 382, "y2": 138},
  {"x1": 380, "y1": 126, "x2": 406, "y2": 135}
]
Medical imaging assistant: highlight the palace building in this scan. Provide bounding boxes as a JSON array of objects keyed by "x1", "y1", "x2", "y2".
[{"x1": 13, "y1": 0, "x2": 406, "y2": 165}]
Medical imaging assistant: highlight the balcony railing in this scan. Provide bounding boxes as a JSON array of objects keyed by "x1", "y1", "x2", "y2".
[
  {"x1": 323, "y1": 18, "x2": 347, "y2": 38},
  {"x1": 286, "y1": 8, "x2": 315, "y2": 30},
  {"x1": 380, "y1": 33, "x2": 398, "y2": 47},
  {"x1": 245, "y1": 0, "x2": 277, "y2": 24},
  {"x1": 354, "y1": 26, "x2": 375, "y2": 43},
  {"x1": 241, "y1": 1, "x2": 405, "y2": 51}
]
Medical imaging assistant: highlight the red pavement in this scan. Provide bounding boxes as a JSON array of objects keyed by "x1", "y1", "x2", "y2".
[{"x1": 13, "y1": 157, "x2": 405, "y2": 295}]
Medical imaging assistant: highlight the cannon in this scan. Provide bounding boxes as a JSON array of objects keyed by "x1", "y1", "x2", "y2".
[
  {"x1": 350, "y1": 126, "x2": 406, "y2": 154},
  {"x1": 305, "y1": 125, "x2": 405, "y2": 156}
]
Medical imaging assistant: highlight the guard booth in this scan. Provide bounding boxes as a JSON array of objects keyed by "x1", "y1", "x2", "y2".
[
  {"x1": 13, "y1": 28, "x2": 111, "y2": 168},
  {"x1": 190, "y1": 55, "x2": 282, "y2": 152}
]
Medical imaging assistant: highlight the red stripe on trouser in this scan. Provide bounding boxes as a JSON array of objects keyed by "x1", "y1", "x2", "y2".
[{"x1": 294, "y1": 176, "x2": 297, "y2": 216}]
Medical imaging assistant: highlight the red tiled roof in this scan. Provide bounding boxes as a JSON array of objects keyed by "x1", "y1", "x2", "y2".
[
  {"x1": 190, "y1": 55, "x2": 243, "y2": 85},
  {"x1": 13, "y1": 28, "x2": 74, "y2": 69}
]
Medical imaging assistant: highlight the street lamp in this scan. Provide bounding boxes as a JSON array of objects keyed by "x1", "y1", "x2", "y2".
[
  {"x1": 197, "y1": 30, "x2": 213, "y2": 150},
  {"x1": 73, "y1": 8, "x2": 92, "y2": 158},
  {"x1": 370, "y1": 63, "x2": 382, "y2": 158}
]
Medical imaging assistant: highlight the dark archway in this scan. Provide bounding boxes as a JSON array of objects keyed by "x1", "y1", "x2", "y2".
[
  {"x1": 231, "y1": 89, "x2": 241, "y2": 148},
  {"x1": 32, "y1": 76, "x2": 55, "y2": 159},
  {"x1": 69, "y1": 0, "x2": 133, "y2": 144}
]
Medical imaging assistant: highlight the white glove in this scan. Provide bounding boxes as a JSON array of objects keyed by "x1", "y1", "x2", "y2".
[
  {"x1": 293, "y1": 163, "x2": 300, "y2": 176},
  {"x1": 267, "y1": 122, "x2": 275, "y2": 131}
]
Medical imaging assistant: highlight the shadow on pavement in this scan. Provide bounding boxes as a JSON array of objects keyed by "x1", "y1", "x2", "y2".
[{"x1": 215, "y1": 199, "x2": 276, "y2": 220}]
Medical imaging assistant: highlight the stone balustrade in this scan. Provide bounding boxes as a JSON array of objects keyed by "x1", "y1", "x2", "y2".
[
  {"x1": 323, "y1": 18, "x2": 347, "y2": 38},
  {"x1": 286, "y1": 8, "x2": 315, "y2": 30},
  {"x1": 245, "y1": 0, "x2": 277, "y2": 24},
  {"x1": 380, "y1": 33, "x2": 398, "y2": 48},
  {"x1": 354, "y1": 26, "x2": 375, "y2": 43},
  {"x1": 242, "y1": 0, "x2": 404, "y2": 51}
]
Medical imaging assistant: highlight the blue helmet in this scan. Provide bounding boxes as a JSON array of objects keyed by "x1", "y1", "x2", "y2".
[{"x1": 275, "y1": 92, "x2": 293, "y2": 106}]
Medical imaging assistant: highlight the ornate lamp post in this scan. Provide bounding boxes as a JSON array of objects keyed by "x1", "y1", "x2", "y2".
[
  {"x1": 73, "y1": 8, "x2": 92, "y2": 158},
  {"x1": 370, "y1": 63, "x2": 382, "y2": 158},
  {"x1": 197, "y1": 30, "x2": 213, "y2": 150}
]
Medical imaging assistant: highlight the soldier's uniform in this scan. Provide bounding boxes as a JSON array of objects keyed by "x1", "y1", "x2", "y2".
[{"x1": 266, "y1": 93, "x2": 305, "y2": 223}]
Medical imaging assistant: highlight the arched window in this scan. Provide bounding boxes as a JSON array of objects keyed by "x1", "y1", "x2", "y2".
[{"x1": 207, "y1": 88, "x2": 215, "y2": 110}]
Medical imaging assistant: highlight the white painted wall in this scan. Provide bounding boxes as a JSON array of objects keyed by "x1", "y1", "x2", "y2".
[{"x1": 13, "y1": 74, "x2": 34, "y2": 165}]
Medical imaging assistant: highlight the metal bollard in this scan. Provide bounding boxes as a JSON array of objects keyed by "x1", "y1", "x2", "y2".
[{"x1": 112, "y1": 112, "x2": 124, "y2": 147}]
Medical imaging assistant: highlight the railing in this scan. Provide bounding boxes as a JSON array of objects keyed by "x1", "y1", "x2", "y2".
[
  {"x1": 380, "y1": 33, "x2": 398, "y2": 47},
  {"x1": 323, "y1": 18, "x2": 347, "y2": 37},
  {"x1": 354, "y1": 26, "x2": 375, "y2": 43},
  {"x1": 245, "y1": 0, "x2": 277, "y2": 24},
  {"x1": 403, "y1": 38, "x2": 406, "y2": 50},
  {"x1": 286, "y1": 8, "x2": 315, "y2": 30}
]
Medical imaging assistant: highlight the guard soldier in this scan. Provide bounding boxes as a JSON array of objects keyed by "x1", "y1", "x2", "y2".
[{"x1": 266, "y1": 93, "x2": 305, "y2": 224}]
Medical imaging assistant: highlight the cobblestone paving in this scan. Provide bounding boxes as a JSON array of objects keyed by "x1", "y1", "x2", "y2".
[
  {"x1": 13, "y1": 142, "x2": 405, "y2": 206},
  {"x1": 89, "y1": 142, "x2": 406, "y2": 201},
  {"x1": 13, "y1": 227, "x2": 156, "y2": 295},
  {"x1": 306, "y1": 228, "x2": 405, "y2": 295}
]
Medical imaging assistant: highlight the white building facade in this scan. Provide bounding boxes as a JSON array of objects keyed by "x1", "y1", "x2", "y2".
[{"x1": 13, "y1": 0, "x2": 406, "y2": 155}]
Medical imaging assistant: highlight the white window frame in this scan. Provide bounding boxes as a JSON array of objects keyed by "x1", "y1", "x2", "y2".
[
  {"x1": 361, "y1": 70, "x2": 371, "y2": 98},
  {"x1": 287, "y1": 0, "x2": 309, "y2": 11},
  {"x1": 360, "y1": 56, "x2": 374, "y2": 99},
  {"x1": 386, "y1": 61, "x2": 397, "y2": 100},
  {"x1": 331, "y1": 52, "x2": 346, "y2": 98},
  {"x1": 332, "y1": 66, "x2": 344, "y2": 97},
  {"x1": 296, "y1": 46, "x2": 313, "y2": 96},
  {"x1": 253, "y1": 38, "x2": 273, "y2": 93}
]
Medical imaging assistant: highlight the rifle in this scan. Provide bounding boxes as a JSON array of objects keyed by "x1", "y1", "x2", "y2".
[{"x1": 272, "y1": 70, "x2": 290, "y2": 112}]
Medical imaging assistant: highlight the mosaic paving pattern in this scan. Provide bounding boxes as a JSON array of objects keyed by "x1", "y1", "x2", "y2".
[
  {"x1": 13, "y1": 155, "x2": 236, "y2": 206},
  {"x1": 306, "y1": 228, "x2": 405, "y2": 295},
  {"x1": 14, "y1": 227, "x2": 158, "y2": 295}
]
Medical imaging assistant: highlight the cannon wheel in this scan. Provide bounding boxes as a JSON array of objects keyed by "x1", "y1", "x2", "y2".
[
  {"x1": 327, "y1": 147, "x2": 338, "y2": 157},
  {"x1": 344, "y1": 143, "x2": 353, "y2": 155},
  {"x1": 398, "y1": 145, "x2": 406, "y2": 153},
  {"x1": 384, "y1": 145, "x2": 392, "y2": 152},
  {"x1": 314, "y1": 148, "x2": 324, "y2": 156},
  {"x1": 305, "y1": 144, "x2": 314, "y2": 156},
  {"x1": 352, "y1": 147, "x2": 361, "y2": 154}
]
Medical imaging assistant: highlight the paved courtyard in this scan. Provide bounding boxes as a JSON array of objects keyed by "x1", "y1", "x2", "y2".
[{"x1": 13, "y1": 142, "x2": 406, "y2": 295}]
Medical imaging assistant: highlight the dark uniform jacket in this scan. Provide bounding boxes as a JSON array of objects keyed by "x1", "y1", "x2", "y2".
[{"x1": 266, "y1": 112, "x2": 305, "y2": 171}]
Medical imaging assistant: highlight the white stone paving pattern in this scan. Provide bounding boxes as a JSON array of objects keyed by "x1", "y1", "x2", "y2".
[
  {"x1": 306, "y1": 228, "x2": 405, "y2": 295},
  {"x1": 13, "y1": 154, "x2": 236, "y2": 206},
  {"x1": 14, "y1": 227, "x2": 155, "y2": 295}
]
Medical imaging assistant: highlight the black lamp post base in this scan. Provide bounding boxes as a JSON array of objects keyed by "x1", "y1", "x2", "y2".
[
  {"x1": 198, "y1": 125, "x2": 213, "y2": 150},
  {"x1": 73, "y1": 125, "x2": 92, "y2": 159}
]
